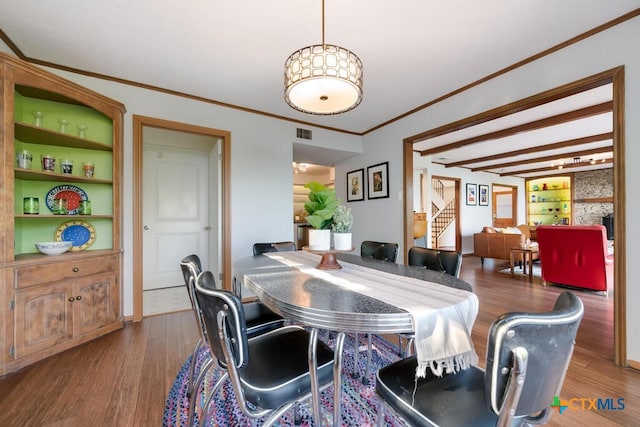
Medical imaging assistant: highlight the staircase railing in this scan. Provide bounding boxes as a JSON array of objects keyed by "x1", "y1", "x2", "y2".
[
  {"x1": 432, "y1": 178, "x2": 444, "y2": 200},
  {"x1": 431, "y1": 200, "x2": 456, "y2": 248}
]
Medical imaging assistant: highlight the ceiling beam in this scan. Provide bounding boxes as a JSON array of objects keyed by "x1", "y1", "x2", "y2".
[
  {"x1": 418, "y1": 102, "x2": 612, "y2": 156},
  {"x1": 499, "y1": 158, "x2": 613, "y2": 176},
  {"x1": 470, "y1": 145, "x2": 613, "y2": 172},
  {"x1": 441, "y1": 132, "x2": 612, "y2": 167}
]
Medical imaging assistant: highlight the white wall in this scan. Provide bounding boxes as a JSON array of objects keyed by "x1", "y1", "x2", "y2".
[
  {"x1": 334, "y1": 128, "x2": 405, "y2": 255},
  {"x1": 335, "y1": 16, "x2": 640, "y2": 362},
  {"x1": 335, "y1": 143, "x2": 524, "y2": 256}
]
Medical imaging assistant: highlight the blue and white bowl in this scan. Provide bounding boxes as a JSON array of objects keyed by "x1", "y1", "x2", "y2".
[{"x1": 35, "y1": 241, "x2": 73, "y2": 255}]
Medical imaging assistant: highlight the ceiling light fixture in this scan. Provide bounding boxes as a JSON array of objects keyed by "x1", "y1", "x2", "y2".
[
  {"x1": 293, "y1": 162, "x2": 308, "y2": 174},
  {"x1": 284, "y1": 0, "x2": 363, "y2": 115},
  {"x1": 557, "y1": 155, "x2": 605, "y2": 169}
]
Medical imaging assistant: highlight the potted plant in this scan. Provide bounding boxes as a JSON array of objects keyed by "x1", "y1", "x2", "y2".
[
  {"x1": 304, "y1": 181, "x2": 339, "y2": 250},
  {"x1": 332, "y1": 204, "x2": 353, "y2": 250}
]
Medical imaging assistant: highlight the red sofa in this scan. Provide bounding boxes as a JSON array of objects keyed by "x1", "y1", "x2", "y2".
[{"x1": 536, "y1": 225, "x2": 613, "y2": 292}]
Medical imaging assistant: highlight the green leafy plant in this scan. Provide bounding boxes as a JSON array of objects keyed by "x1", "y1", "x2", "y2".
[
  {"x1": 304, "y1": 181, "x2": 339, "y2": 229},
  {"x1": 332, "y1": 204, "x2": 353, "y2": 233}
]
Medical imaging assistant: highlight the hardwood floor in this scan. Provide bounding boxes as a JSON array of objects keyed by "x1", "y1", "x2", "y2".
[{"x1": 1, "y1": 256, "x2": 638, "y2": 426}]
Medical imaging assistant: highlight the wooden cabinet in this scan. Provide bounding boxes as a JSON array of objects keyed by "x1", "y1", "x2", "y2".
[
  {"x1": 13, "y1": 260, "x2": 118, "y2": 361},
  {"x1": 1, "y1": 53, "x2": 125, "y2": 375},
  {"x1": 526, "y1": 176, "x2": 573, "y2": 226},
  {"x1": 13, "y1": 282, "x2": 74, "y2": 359}
]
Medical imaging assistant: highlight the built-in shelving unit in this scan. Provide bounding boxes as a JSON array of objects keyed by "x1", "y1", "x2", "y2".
[
  {"x1": 293, "y1": 184, "x2": 310, "y2": 213},
  {"x1": 526, "y1": 176, "x2": 573, "y2": 226},
  {"x1": 1, "y1": 53, "x2": 125, "y2": 375}
]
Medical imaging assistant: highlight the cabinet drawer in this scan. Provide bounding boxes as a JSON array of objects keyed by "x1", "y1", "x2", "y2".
[{"x1": 15, "y1": 256, "x2": 117, "y2": 289}]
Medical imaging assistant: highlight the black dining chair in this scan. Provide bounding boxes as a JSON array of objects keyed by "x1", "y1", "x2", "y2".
[
  {"x1": 180, "y1": 255, "x2": 285, "y2": 426},
  {"x1": 438, "y1": 249, "x2": 463, "y2": 278},
  {"x1": 252, "y1": 241, "x2": 297, "y2": 255},
  {"x1": 181, "y1": 255, "x2": 284, "y2": 338},
  {"x1": 194, "y1": 271, "x2": 335, "y2": 426},
  {"x1": 408, "y1": 246, "x2": 462, "y2": 278},
  {"x1": 355, "y1": 240, "x2": 398, "y2": 383},
  {"x1": 400, "y1": 247, "x2": 465, "y2": 356},
  {"x1": 360, "y1": 240, "x2": 399, "y2": 262},
  {"x1": 376, "y1": 291, "x2": 584, "y2": 427},
  {"x1": 179, "y1": 256, "x2": 212, "y2": 395}
]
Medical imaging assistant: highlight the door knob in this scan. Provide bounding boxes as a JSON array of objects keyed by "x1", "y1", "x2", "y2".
[
  {"x1": 144, "y1": 225, "x2": 150, "y2": 230},
  {"x1": 204, "y1": 226, "x2": 211, "y2": 230}
]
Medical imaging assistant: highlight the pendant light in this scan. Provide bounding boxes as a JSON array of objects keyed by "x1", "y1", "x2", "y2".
[{"x1": 284, "y1": 0, "x2": 363, "y2": 115}]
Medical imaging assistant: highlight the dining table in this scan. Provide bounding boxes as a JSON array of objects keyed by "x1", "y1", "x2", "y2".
[{"x1": 233, "y1": 250, "x2": 479, "y2": 427}]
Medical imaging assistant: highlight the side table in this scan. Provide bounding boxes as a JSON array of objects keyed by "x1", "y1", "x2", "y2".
[{"x1": 510, "y1": 246, "x2": 539, "y2": 281}]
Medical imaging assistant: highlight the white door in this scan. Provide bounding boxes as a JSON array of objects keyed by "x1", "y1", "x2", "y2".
[{"x1": 143, "y1": 145, "x2": 210, "y2": 290}]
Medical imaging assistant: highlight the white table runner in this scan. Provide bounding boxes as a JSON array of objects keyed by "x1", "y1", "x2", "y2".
[{"x1": 265, "y1": 251, "x2": 479, "y2": 377}]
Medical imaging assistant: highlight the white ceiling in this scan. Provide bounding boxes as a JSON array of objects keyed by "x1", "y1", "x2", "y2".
[
  {"x1": 1, "y1": 1, "x2": 637, "y2": 175},
  {"x1": 417, "y1": 83, "x2": 614, "y2": 178}
]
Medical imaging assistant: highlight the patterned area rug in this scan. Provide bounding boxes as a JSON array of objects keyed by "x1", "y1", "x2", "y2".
[{"x1": 163, "y1": 333, "x2": 407, "y2": 426}]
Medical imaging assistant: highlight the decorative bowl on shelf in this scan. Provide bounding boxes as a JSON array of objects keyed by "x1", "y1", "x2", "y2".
[{"x1": 35, "y1": 241, "x2": 72, "y2": 255}]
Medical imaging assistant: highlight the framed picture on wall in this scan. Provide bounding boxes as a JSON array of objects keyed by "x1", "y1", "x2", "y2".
[
  {"x1": 367, "y1": 161, "x2": 389, "y2": 199},
  {"x1": 466, "y1": 183, "x2": 477, "y2": 206},
  {"x1": 346, "y1": 168, "x2": 365, "y2": 202},
  {"x1": 479, "y1": 184, "x2": 489, "y2": 206}
]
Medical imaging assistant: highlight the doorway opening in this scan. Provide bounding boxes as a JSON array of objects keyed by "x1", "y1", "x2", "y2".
[
  {"x1": 292, "y1": 162, "x2": 334, "y2": 249},
  {"x1": 132, "y1": 115, "x2": 231, "y2": 321},
  {"x1": 429, "y1": 176, "x2": 461, "y2": 250},
  {"x1": 492, "y1": 184, "x2": 517, "y2": 228},
  {"x1": 403, "y1": 67, "x2": 626, "y2": 365}
]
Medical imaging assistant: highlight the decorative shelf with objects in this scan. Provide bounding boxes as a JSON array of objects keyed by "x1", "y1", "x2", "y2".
[
  {"x1": 1, "y1": 53, "x2": 125, "y2": 376},
  {"x1": 526, "y1": 175, "x2": 573, "y2": 226},
  {"x1": 293, "y1": 183, "x2": 310, "y2": 207}
]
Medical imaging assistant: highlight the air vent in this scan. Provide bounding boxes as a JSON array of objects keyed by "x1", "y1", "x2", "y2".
[{"x1": 296, "y1": 128, "x2": 312, "y2": 140}]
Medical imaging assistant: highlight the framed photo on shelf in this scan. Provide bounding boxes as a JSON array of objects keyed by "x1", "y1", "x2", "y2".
[
  {"x1": 479, "y1": 184, "x2": 489, "y2": 206},
  {"x1": 466, "y1": 183, "x2": 477, "y2": 206},
  {"x1": 367, "y1": 161, "x2": 389, "y2": 199},
  {"x1": 346, "y1": 168, "x2": 365, "y2": 202}
]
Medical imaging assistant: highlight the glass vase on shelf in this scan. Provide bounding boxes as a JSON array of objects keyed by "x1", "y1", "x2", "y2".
[
  {"x1": 77, "y1": 124, "x2": 88, "y2": 138},
  {"x1": 57, "y1": 118, "x2": 70, "y2": 133},
  {"x1": 32, "y1": 111, "x2": 44, "y2": 127}
]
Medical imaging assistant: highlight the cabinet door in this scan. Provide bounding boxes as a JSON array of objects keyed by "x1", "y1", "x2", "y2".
[
  {"x1": 14, "y1": 283, "x2": 74, "y2": 359},
  {"x1": 74, "y1": 272, "x2": 119, "y2": 336}
]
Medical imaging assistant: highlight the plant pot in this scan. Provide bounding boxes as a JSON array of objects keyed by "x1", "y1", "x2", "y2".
[
  {"x1": 308, "y1": 229, "x2": 331, "y2": 250},
  {"x1": 333, "y1": 232, "x2": 352, "y2": 251}
]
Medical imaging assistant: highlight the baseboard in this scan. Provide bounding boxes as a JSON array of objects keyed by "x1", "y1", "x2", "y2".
[{"x1": 627, "y1": 359, "x2": 640, "y2": 371}]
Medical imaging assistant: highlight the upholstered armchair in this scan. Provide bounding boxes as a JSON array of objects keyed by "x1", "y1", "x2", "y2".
[{"x1": 536, "y1": 225, "x2": 613, "y2": 292}]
